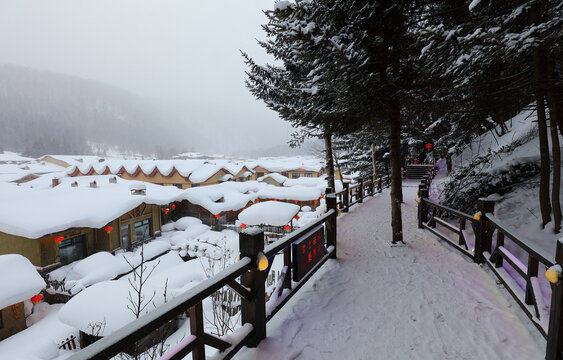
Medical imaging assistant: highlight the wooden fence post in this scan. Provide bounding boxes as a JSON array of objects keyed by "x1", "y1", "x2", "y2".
[
  {"x1": 418, "y1": 184, "x2": 428, "y2": 229},
  {"x1": 189, "y1": 302, "x2": 205, "y2": 360},
  {"x1": 239, "y1": 229, "x2": 266, "y2": 347},
  {"x1": 546, "y1": 239, "x2": 563, "y2": 360},
  {"x1": 358, "y1": 179, "x2": 364, "y2": 203},
  {"x1": 343, "y1": 182, "x2": 349, "y2": 212},
  {"x1": 474, "y1": 199, "x2": 495, "y2": 264},
  {"x1": 326, "y1": 194, "x2": 337, "y2": 259},
  {"x1": 378, "y1": 177, "x2": 382, "y2": 193}
]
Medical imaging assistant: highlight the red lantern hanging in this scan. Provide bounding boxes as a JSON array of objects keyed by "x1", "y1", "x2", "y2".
[
  {"x1": 30, "y1": 294, "x2": 43, "y2": 305},
  {"x1": 295, "y1": 215, "x2": 300, "y2": 221},
  {"x1": 314, "y1": 200, "x2": 318, "y2": 204},
  {"x1": 274, "y1": 199, "x2": 278, "y2": 201},
  {"x1": 284, "y1": 225, "x2": 291, "y2": 231},
  {"x1": 215, "y1": 214, "x2": 220, "y2": 219},
  {"x1": 54, "y1": 236, "x2": 64, "y2": 243},
  {"x1": 104, "y1": 226, "x2": 113, "y2": 234},
  {"x1": 294, "y1": 200, "x2": 298, "y2": 204},
  {"x1": 240, "y1": 223, "x2": 246, "y2": 229},
  {"x1": 255, "y1": 198, "x2": 260, "y2": 203},
  {"x1": 163, "y1": 208, "x2": 170, "y2": 214},
  {"x1": 425, "y1": 143, "x2": 433, "y2": 150},
  {"x1": 171, "y1": 204, "x2": 176, "y2": 210}
]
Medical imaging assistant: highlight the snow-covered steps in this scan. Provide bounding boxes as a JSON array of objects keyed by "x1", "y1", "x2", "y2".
[{"x1": 406, "y1": 164, "x2": 435, "y2": 179}]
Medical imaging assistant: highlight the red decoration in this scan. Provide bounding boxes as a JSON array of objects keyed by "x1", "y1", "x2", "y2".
[
  {"x1": 274, "y1": 199, "x2": 278, "y2": 201},
  {"x1": 295, "y1": 215, "x2": 300, "y2": 221},
  {"x1": 255, "y1": 198, "x2": 260, "y2": 203},
  {"x1": 425, "y1": 143, "x2": 433, "y2": 150},
  {"x1": 284, "y1": 225, "x2": 291, "y2": 231},
  {"x1": 314, "y1": 200, "x2": 318, "y2": 204},
  {"x1": 215, "y1": 214, "x2": 220, "y2": 219},
  {"x1": 294, "y1": 200, "x2": 298, "y2": 204},
  {"x1": 163, "y1": 208, "x2": 170, "y2": 214},
  {"x1": 171, "y1": 204, "x2": 176, "y2": 210},
  {"x1": 104, "y1": 226, "x2": 113, "y2": 234},
  {"x1": 240, "y1": 223, "x2": 246, "y2": 229},
  {"x1": 54, "y1": 236, "x2": 64, "y2": 243},
  {"x1": 30, "y1": 294, "x2": 43, "y2": 304}
]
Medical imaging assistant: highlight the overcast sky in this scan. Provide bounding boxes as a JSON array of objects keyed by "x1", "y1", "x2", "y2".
[{"x1": 0, "y1": 1, "x2": 297, "y2": 156}]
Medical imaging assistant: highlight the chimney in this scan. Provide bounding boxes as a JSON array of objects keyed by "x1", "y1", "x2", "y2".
[
  {"x1": 109, "y1": 176, "x2": 117, "y2": 184},
  {"x1": 71, "y1": 181, "x2": 78, "y2": 188},
  {"x1": 52, "y1": 178, "x2": 60, "y2": 188},
  {"x1": 90, "y1": 181, "x2": 97, "y2": 188}
]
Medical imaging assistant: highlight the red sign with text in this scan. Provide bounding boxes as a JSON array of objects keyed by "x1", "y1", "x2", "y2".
[{"x1": 292, "y1": 224, "x2": 327, "y2": 281}]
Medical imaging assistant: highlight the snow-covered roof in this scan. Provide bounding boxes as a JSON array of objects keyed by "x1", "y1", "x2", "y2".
[
  {"x1": 189, "y1": 164, "x2": 230, "y2": 183},
  {"x1": 245, "y1": 156, "x2": 324, "y2": 173},
  {"x1": 258, "y1": 185, "x2": 323, "y2": 202},
  {"x1": 39, "y1": 155, "x2": 104, "y2": 166},
  {"x1": 238, "y1": 201, "x2": 300, "y2": 226},
  {"x1": 177, "y1": 181, "x2": 259, "y2": 215},
  {"x1": 0, "y1": 162, "x2": 68, "y2": 183},
  {"x1": 258, "y1": 173, "x2": 288, "y2": 185},
  {"x1": 0, "y1": 175, "x2": 182, "y2": 239},
  {"x1": 0, "y1": 254, "x2": 45, "y2": 309}
]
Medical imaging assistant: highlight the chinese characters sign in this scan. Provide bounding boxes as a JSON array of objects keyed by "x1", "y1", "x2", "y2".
[{"x1": 292, "y1": 224, "x2": 327, "y2": 281}]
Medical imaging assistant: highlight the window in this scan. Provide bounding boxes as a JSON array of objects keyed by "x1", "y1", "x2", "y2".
[
  {"x1": 292, "y1": 173, "x2": 300, "y2": 179},
  {"x1": 305, "y1": 173, "x2": 312, "y2": 178},
  {"x1": 174, "y1": 184, "x2": 183, "y2": 189},
  {"x1": 191, "y1": 184, "x2": 200, "y2": 188},
  {"x1": 120, "y1": 225, "x2": 130, "y2": 250},
  {"x1": 134, "y1": 218, "x2": 152, "y2": 243},
  {"x1": 257, "y1": 172, "x2": 264, "y2": 178},
  {"x1": 59, "y1": 235, "x2": 87, "y2": 265}
]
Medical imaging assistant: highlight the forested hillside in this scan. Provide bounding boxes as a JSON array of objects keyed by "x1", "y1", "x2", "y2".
[{"x1": 0, "y1": 65, "x2": 181, "y2": 157}]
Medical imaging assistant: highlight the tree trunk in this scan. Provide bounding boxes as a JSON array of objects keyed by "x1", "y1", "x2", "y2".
[
  {"x1": 371, "y1": 143, "x2": 377, "y2": 177},
  {"x1": 324, "y1": 129, "x2": 336, "y2": 192},
  {"x1": 530, "y1": 2, "x2": 552, "y2": 227},
  {"x1": 547, "y1": 57, "x2": 562, "y2": 233},
  {"x1": 389, "y1": 100, "x2": 403, "y2": 243}
]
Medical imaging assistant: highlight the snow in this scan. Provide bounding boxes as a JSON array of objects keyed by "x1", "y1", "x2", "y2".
[
  {"x1": 58, "y1": 251, "x2": 205, "y2": 335},
  {"x1": 0, "y1": 151, "x2": 35, "y2": 163},
  {"x1": 238, "y1": 201, "x2": 299, "y2": 226},
  {"x1": 468, "y1": 0, "x2": 481, "y2": 11},
  {"x1": 258, "y1": 184, "x2": 322, "y2": 202},
  {"x1": 238, "y1": 185, "x2": 544, "y2": 359},
  {"x1": 54, "y1": 252, "x2": 121, "y2": 295},
  {"x1": 173, "y1": 216, "x2": 202, "y2": 231},
  {"x1": 0, "y1": 303, "x2": 76, "y2": 360},
  {"x1": 0, "y1": 175, "x2": 182, "y2": 239},
  {"x1": 257, "y1": 173, "x2": 288, "y2": 185},
  {"x1": 0, "y1": 254, "x2": 45, "y2": 309}
]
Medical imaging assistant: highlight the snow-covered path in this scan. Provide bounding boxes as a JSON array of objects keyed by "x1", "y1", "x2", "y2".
[{"x1": 237, "y1": 183, "x2": 544, "y2": 360}]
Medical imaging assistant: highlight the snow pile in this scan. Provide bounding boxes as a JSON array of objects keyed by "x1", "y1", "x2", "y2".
[
  {"x1": 58, "y1": 252, "x2": 206, "y2": 335},
  {"x1": 257, "y1": 173, "x2": 288, "y2": 185},
  {"x1": 238, "y1": 201, "x2": 300, "y2": 226},
  {"x1": 258, "y1": 185, "x2": 322, "y2": 202},
  {"x1": 0, "y1": 254, "x2": 45, "y2": 309},
  {"x1": 174, "y1": 216, "x2": 202, "y2": 231}
]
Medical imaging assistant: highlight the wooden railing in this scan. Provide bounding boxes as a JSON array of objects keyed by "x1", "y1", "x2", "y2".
[
  {"x1": 66, "y1": 195, "x2": 341, "y2": 360},
  {"x1": 335, "y1": 174, "x2": 391, "y2": 213},
  {"x1": 418, "y1": 173, "x2": 563, "y2": 360}
]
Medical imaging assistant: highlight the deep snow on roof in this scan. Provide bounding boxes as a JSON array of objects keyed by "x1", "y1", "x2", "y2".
[
  {"x1": 246, "y1": 156, "x2": 324, "y2": 173},
  {"x1": 0, "y1": 175, "x2": 182, "y2": 239},
  {"x1": 238, "y1": 201, "x2": 300, "y2": 226},
  {"x1": 0, "y1": 254, "x2": 45, "y2": 309},
  {"x1": 0, "y1": 151, "x2": 35, "y2": 163}
]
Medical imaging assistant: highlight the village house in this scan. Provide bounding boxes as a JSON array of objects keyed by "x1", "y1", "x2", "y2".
[
  {"x1": 0, "y1": 254, "x2": 45, "y2": 341},
  {"x1": 0, "y1": 176, "x2": 181, "y2": 270}
]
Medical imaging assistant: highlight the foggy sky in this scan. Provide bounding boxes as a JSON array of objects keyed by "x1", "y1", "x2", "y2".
[{"x1": 0, "y1": 1, "x2": 295, "y2": 156}]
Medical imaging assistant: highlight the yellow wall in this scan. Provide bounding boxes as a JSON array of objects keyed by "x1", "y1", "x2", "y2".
[
  {"x1": 0, "y1": 303, "x2": 26, "y2": 341},
  {"x1": 39, "y1": 156, "x2": 71, "y2": 168},
  {"x1": 120, "y1": 171, "x2": 190, "y2": 189}
]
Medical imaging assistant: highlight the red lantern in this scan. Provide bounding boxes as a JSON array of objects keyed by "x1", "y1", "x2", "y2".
[
  {"x1": 255, "y1": 198, "x2": 260, "y2": 203},
  {"x1": 274, "y1": 199, "x2": 278, "y2": 201},
  {"x1": 104, "y1": 226, "x2": 113, "y2": 234},
  {"x1": 240, "y1": 223, "x2": 246, "y2": 229},
  {"x1": 284, "y1": 225, "x2": 291, "y2": 231},
  {"x1": 295, "y1": 215, "x2": 300, "y2": 221},
  {"x1": 425, "y1": 143, "x2": 433, "y2": 150},
  {"x1": 30, "y1": 294, "x2": 43, "y2": 305},
  {"x1": 314, "y1": 200, "x2": 318, "y2": 204},
  {"x1": 215, "y1": 214, "x2": 220, "y2": 219},
  {"x1": 54, "y1": 236, "x2": 64, "y2": 243},
  {"x1": 294, "y1": 200, "x2": 298, "y2": 204},
  {"x1": 163, "y1": 208, "x2": 170, "y2": 214},
  {"x1": 171, "y1": 204, "x2": 176, "y2": 210}
]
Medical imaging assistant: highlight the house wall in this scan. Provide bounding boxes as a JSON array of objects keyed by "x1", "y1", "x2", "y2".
[
  {"x1": 116, "y1": 204, "x2": 163, "y2": 250},
  {"x1": 0, "y1": 303, "x2": 26, "y2": 341}
]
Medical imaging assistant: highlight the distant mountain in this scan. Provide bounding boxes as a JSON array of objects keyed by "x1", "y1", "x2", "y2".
[{"x1": 0, "y1": 65, "x2": 184, "y2": 157}]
